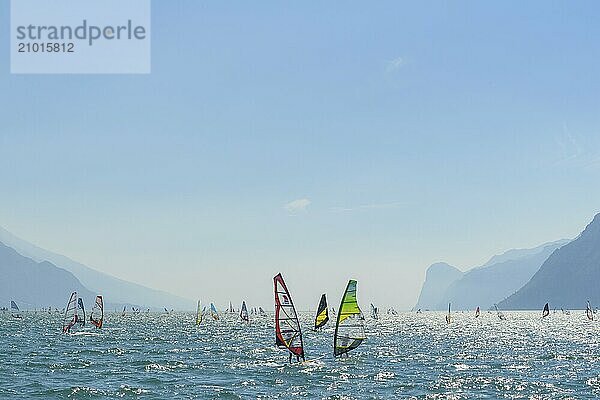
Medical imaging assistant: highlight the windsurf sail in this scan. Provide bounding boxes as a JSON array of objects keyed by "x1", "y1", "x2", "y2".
[
  {"x1": 475, "y1": 306, "x2": 480, "y2": 318},
  {"x1": 314, "y1": 294, "x2": 329, "y2": 330},
  {"x1": 587, "y1": 301, "x2": 594, "y2": 321},
  {"x1": 494, "y1": 304, "x2": 506, "y2": 320},
  {"x1": 90, "y1": 295, "x2": 104, "y2": 328},
  {"x1": 196, "y1": 300, "x2": 203, "y2": 325},
  {"x1": 121, "y1": 306, "x2": 126, "y2": 317},
  {"x1": 210, "y1": 303, "x2": 219, "y2": 320},
  {"x1": 542, "y1": 302, "x2": 550, "y2": 318},
  {"x1": 62, "y1": 292, "x2": 78, "y2": 333},
  {"x1": 240, "y1": 301, "x2": 249, "y2": 322},
  {"x1": 274, "y1": 273, "x2": 305, "y2": 362},
  {"x1": 370, "y1": 303, "x2": 378, "y2": 319},
  {"x1": 445, "y1": 303, "x2": 451, "y2": 324},
  {"x1": 228, "y1": 301, "x2": 234, "y2": 313},
  {"x1": 77, "y1": 298, "x2": 86, "y2": 326},
  {"x1": 259, "y1": 307, "x2": 265, "y2": 315},
  {"x1": 334, "y1": 280, "x2": 366, "y2": 357},
  {"x1": 10, "y1": 300, "x2": 21, "y2": 318}
]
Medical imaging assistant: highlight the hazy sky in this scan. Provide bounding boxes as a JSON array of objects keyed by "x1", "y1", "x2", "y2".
[{"x1": 1, "y1": 1, "x2": 600, "y2": 310}]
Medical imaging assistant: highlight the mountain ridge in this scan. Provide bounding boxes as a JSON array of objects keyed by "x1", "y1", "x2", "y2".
[
  {"x1": 499, "y1": 213, "x2": 600, "y2": 310},
  {"x1": 415, "y1": 240, "x2": 568, "y2": 311},
  {"x1": 0, "y1": 226, "x2": 193, "y2": 310},
  {"x1": 0, "y1": 241, "x2": 96, "y2": 309}
]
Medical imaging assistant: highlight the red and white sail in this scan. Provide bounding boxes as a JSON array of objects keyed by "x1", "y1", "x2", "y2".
[{"x1": 273, "y1": 273, "x2": 304, "y2": 360}]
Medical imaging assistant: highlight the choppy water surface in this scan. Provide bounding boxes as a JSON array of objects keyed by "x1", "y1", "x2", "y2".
[{"x1": 1, "y1": 311, "x2": 600, "y2": 399}]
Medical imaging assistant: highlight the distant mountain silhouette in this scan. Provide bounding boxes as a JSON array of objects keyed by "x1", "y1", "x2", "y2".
[
  {"x1": 499, "y1": 214, "x2": 600, "y2": 310},
  {"x1": 0, "y1": 226, "x2": 193, "y2": 310},
  {"x1": 440, "y1": 241, "x2": 567, "y2": 310},
  {"x1": 0, "y1": 242, "x2": 95, "y2": 309},
  {"x1": 415, "y1": 241, "x2": 568, "y2": 311},
  {"x1": 478, "y1": 240, "x2": 568, "y2": 269},
  {"x1": 414, "y1": 262, "x2": 463, "y2": 310}
]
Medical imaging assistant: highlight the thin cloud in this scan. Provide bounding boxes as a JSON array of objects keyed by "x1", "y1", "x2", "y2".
[
  {"x1": 553, "y1": 123, "x2": 600, "y2": 170},
  {"x1": 284, "y1": 198, "x2": 311, "y2": 214},
  {"x1": 330, "y1": 201, "x2": 405, "y2": 213},
  {"x1": 555, "y1": 123, "x2": 583, "y2": 163},
  {"x1": 386, "y1": 56, "x2": 406, "y2": 73}
]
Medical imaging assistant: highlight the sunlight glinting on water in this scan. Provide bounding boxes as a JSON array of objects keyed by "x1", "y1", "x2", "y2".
[{"x1": 1, "y1": 310, "x2": 600, "y2": 399}]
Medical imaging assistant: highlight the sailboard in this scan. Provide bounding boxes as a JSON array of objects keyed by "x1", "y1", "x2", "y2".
[
  {"x1": 228, "y1": 302, "x2": 234, "y2": 313},
  {"x1": 587, "y1": 301, "x2": 594, "y2": 321},
  {"x1": 273, "y1": 273, "x2": 305, "y2": 362},
  {"x1": 445, "y1": 303, "x2": 451, "y2": 324},
  {"x1": 542, "y1": 302, "x2": 550, "y2": 318},
  {"x1": 314, "y1": 294, "x2": 329, "y2": 330},
  {"x1": 475, "y1": 306, "x2": 480, "y2": 318},
  {"x1": 121, "y1": 306, "x2": 126, "y2": 317},
  {"x1": 210, "y1": 303, "x2": 219, "y2": 320},
  {"x1": 333, "y1": 280, "x2": 366, "y2": 357},
  {"x1": 90, "y1": 295, "x2": 104, "y2": 328},
  {"x1": 62, "y1": 292, "x2": 78, "y2": 333},
  {"x1": 370, "y1": 303, "x2": 378, "y2": 319},
  {"x1": 10, "y1": 300, "x2": 22, "y2": 319},
  {"x1": 240, "y1": 301, "x2": 249, "y2": 322}
]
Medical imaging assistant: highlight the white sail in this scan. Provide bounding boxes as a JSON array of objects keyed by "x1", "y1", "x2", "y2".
[
  {"x1": 62, "y1": 292, "x2": 78, "y2": 333},
  {"x1": 90, "y1": 295, "x2": 104, "y2": 328},
  {"x1": 10, "y1": 300, "x2": 22, "y2": 319}
]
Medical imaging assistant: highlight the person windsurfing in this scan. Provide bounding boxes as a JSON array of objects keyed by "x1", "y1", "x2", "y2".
[
  {"x1": 63, "y1": 314, "x2": 77, "y2": 333},
  {"x1": 542, "y1": 302, "x2": 550, "y2": 319}
]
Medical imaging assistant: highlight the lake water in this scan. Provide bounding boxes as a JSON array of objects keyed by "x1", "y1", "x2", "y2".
[{"x1": 1, "y1": 310, "x2": 599, "y2": 399}]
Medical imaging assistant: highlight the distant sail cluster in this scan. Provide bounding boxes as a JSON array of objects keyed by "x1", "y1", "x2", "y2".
[{"x1": 5, "y1": 285, "x2": 597, "y2": 364}]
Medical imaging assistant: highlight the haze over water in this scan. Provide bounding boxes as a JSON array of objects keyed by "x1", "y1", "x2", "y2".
[{"x1": 1, "y1": 311, "x2": 599, "y2": 399}]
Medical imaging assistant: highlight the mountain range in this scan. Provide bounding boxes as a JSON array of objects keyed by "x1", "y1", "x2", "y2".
[
  {"x1": 499, "y1": 213, "x2": 600, "y2": 310},
  {"x1": 415, "y1": 240, "x2": 569, "y2": 311},
  {"x1": 0, "y1": 242, "x2": 95, "y2": 309},
  {"x1": 0, "y1": 226, "x2": 193, "y2": 310}
]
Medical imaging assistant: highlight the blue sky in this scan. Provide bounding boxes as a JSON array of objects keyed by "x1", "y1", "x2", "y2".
[{"x1": 1, "y1": 1, "x2": 600, "y2": 310}]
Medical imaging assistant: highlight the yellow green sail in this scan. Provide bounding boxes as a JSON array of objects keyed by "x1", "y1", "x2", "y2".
[{"x1": 333, "y1": 280, "x2": 366, "y2": 357}]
